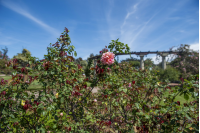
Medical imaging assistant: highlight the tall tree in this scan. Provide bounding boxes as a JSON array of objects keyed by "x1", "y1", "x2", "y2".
[
  {"x1": 80, "y1": 60, "x2": 88, "y2": 72},
  {"x1": 11, "y1": 48, "x2": 32, "y2": 68},
  {"x1": 0, "y1": 46, "x2": 9, "y2": 60},
  {"x1": 120, "y1": 56, "x2": 156, "y2": 70},
  {"x1": 74, "y1": 57, "x2": 83, "y2": 65},
  {"x1": 167, "y1": 44, "x2": 199, "y2": 79}
]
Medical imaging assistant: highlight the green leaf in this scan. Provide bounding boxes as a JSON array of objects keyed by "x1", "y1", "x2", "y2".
[
  {"x1": 185, "y1": 113, "x2": 192, "y2": 121},
  {"x1": 123, "y1": 88, "x2": 127, "y2": 93},
  {"x1": 9, "y1": 114, "x2": 15, "y2": 118},
  {"x1": 170, "y1": 119, "x2": 175, "y2": 125},
  {"x1": 42, "y1": 111, "x2": 47, "y2": 116},
  {"x1": 135, "y1": 103, "x2": 140, "y2": 109},
  {"x1": 54, "y1": 115, "x2": 59, "y2": 121},
  {"x1": 74, "y1": 51, "x2": 77, "y2": 57},
  {"x1": 184, "y1": 93, "x2": 189, "y2": 101},
  {"x1": 61, "y1": 97, "x2": 64, "y2": 103},
  {"x1": 53, "y1": 124, "x2": 57, "y2": 129},
  {"x1": 189, "y1": 88, "x2": 194, "y2": 92},
  {"x1": 2, "y1": 109, "x2": 7, "y2": 115},
  {"x1": 145, "y1": 114, "x2": 150, "y2": 119},
  {"x1": 41, "y1": 97, "x2": 46, "y2": 101},
  {"x1": 13, "y1": 93, "x2": 17, "y2": 97}
]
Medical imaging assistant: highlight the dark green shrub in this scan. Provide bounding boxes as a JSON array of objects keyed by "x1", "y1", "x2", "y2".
[
  {"x1": 0, "y1": 59, "x2": 14, "y2": 75},
  {"x1": 0, "y1": 59, "x2": 7, "y2": 69},
  {"x1": 152, "y1": 65, "x2": 181, "y2": 82}
]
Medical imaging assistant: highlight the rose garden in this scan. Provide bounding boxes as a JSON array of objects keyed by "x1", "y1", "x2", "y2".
[{"x1": 0, "y1": 27, "x2": 199, "y2": 132}]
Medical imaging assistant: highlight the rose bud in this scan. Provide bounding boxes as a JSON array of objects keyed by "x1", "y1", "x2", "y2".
[
  {"x1": 60, "y1": 113, "x2": 63, "y2": 117},
  {"x1": 25, "y1": 100, "x2": 29, "y2": 104},
  {"x1": 13, "y1": 65, "x2": 17, "y2": 69},
  {"x1": 94, "y1": 99, "x2": 97, "y2": 102},
  {"x1": 160, "y1": 120, "x2": 164, "y2": 124},
  {"x1": 177, "y1": 101, "x2": 180, "y2": 106},
  {"x1": 132, "y1": 81, "x2": 135, "y2": 85},
  {"x1": 23, "y1": 104, "x2": 29, "y2": 110},
  {"x1": 1, "y1": 91, "x2": 6, "y2": 95},
  {"x1": 167, "y1": 114, "x2": 171, "y2": 119},
  {"x1": 83, "y1": 85, "x2": 87, "y2": 88},
  {"x1": 66, "y1": 80, "x2": 70, "y2": 84},
  {"x1": 184, "y1": 103, "x2": 187, "y2": 107},
  {"x1": 107, "y1": 121, "x2": 111, "y2": 126}
]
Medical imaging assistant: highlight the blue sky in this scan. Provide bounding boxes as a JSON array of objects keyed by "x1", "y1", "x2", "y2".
[{"x1": 0, "y1": 0, "x2": 199, "y2": 66}]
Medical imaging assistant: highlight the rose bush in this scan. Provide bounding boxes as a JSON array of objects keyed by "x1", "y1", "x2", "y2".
[
  {"x1": 161, "y1": 45, "x2": 199, "y2": 81},
  {"x1": 0, "y1": 27, "x2": 198, "y2": 132}
]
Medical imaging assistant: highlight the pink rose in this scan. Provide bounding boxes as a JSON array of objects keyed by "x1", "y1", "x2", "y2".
[
  {"x1": 129, "y1": 83, "x2": 131, "y2": 87},
  {"x1": 100, "y1": 52, "x2": 115, "y2": 65},
  {"x1": 60, "y1": 113, "x2": 63, "y2": 117}
]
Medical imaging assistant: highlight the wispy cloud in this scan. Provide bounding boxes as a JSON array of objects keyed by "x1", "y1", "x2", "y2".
[
  {"x1": 121, "y1": 2, "x2": 140, "y2": 35},
  {"x1": 1, "y1": 1, "x2": 60, "y2": 37},
  {"x1": 128, "y1": 12, "x2": 158, "y2": 46}
]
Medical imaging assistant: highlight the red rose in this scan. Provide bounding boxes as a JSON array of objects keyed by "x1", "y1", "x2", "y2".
[
  {"x1": 21, "y1": 67, "x2": 26, "y2": 73},
  {"x1": 167, "y1": 114, "x2": 171, "y2": 119},
  {"x1": 13, "y1": 65, "x2": 17, "y2": 70},
  {"x1": 66, "y1": 80, "x2": 70, "y2": 84},
  {"x1": 177, "y1": 101, "x2": 180, "y2": 106},
  {"x1": 1, "y1": 91, "x2": 6, "y2": 95}
]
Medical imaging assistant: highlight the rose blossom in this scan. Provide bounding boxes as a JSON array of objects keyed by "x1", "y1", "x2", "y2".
[
  {"x1": 94, "y1": 99, "x2": 97, "y2": 102},
  {"x1": 129, "y1": 83, "x2": 131, "y2": 87},
  {"x1": 60, "y1": 113, "x2": 63, "y2": 117},
  {"x1": 100, "y1": 52, "x2": 115, "y2": 65}
]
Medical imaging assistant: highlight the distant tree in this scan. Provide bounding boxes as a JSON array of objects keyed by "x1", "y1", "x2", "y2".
[
  {"x1": 86, "y1": 53, "x2": 95, "y2": 64},
  {"x1": 120, "y1": 57, "x2": 155, "y2": 70},
  {"x1": 0, "y1": 47, "x2": 13, "y2": 75},
  {"x1": 144, "y1": 58, "x2": 157, "y2": 70},
  {"x1": 167, "y1": 44, "x2": 199, "y2": 79},
  {"x1": 0, "y1": 46, "x2": 9, "y2": 60},
  {"x1": 120, "y1": 57, "x2": 140, "y2": 68},
  {"x1": 74, "y1": 57, "x2": 83, "y2": 65},
  {"x1": 80, "y1": 60, "x2": 88, "y2": 72},
  {"x1": 11, "y1": 48, "x2": 32, "y2": 68}
]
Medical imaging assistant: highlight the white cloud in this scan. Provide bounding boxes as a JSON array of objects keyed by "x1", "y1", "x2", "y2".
[{"x1": 1, "y1": 1, "x2": 60, "y2": 37}]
